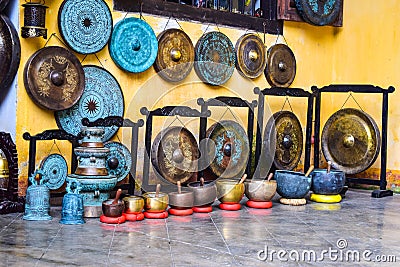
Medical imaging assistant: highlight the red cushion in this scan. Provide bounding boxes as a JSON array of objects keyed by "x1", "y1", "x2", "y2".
[
  {"x1": 219, "y1": 203, "x2": 241, "y2": 211},
  {"x1": 100, "y1": 214, "x2": 126, "y2": 224},
  {"x1": 246, "y1": 200, "x2": 273, "y2": 209}
]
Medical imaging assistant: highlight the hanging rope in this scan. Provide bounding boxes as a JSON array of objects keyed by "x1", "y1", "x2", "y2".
[
  {"x1": 339, "y1": 92, "x2": 364, "y2": 112},
  {"x1": 280, "y1": 96, "x2": 294, "y2": 113},
  {"x1": 43, "y1": 33, "x2": 69, "y2": 48},
  {"x1": 218, "y1": 106, "x2": 240, "y2": 122},
  {"x1": 80, "y1": 54, "x2": 105, "y2": 68},
  {"x1": 166, "y1": 116, "x2": 187, "y2": 129},
  {"x1": 46, "y1": 140, "x2": 63, "y2": 157}
]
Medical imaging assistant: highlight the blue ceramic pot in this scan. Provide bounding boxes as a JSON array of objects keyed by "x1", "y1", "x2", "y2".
[
  {"x1": 275, "y1": 170, "x2": 311, "y2": 199},
  {"x1": 311, "y1": 169, "x2": 345, "y2": 195}
]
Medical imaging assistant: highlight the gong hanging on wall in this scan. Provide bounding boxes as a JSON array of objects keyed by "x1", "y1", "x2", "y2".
[
  {"x1": 104, "y1": 141, "x2": 132, "y2": 183},
  {"x1": 24, "y1": 46, "x2": 85, "y2": 111},
  {"x1": 109, "y1": 17, "x2": 158, "y2": 73},
  {"x1": 151, "y1": 126, "x2": 199, "y2": 184},
  {"x1": 154, "y1": 28, "x2": 194, "y2": 83},
  {"x1": 39, "y1": 154, "x2": 68, "y2": 190},
  {"x1": 294, "y1": 0, "x2": 342, "y2": 26},
  {"x1": 58, "y1": 0, "x2": 113, "y2": 54},
  {"x1": 205, "y1": 120, "x2": 250, "y2": 179},
  {"x1": 264, "y1": 111, "x2": 303, "y2": 170},
  {"x1": 235, "y1": 33, "x2": 267, "y2": 79},
  {"x1": 322, "y1": 108, "x2": 381, "y2": 175},
  {"x1": 194, "y1": 31, "x2": 236, "y2": 86},
  {"x1": 55, "y1": 65, "x2": 124, "y2": 142},
  {"x1": 264, "y1": 44, "x2": 296, "y2": 88}
]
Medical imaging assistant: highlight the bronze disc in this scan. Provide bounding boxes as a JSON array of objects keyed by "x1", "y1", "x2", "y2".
[
  {"x1": 264, "y1": 111, "x2": 303, "y2": 170},
  {"x1": 23, "y1": 46, "x2": 85, "y2": 111},
  {"x1": 235, "y1": 33, "x2": 266, "y2": 79},
  {"x1": 205, "y1": 120, "x2": 250, "y2": 179},
  {"x1": 154, "y1": 29, "x2": 194, "y2": 82},
  {"x1": 322, "y1": 108, "x2": 380, "y2": 174},
  {"x1": 151, "y1": 126, "x2": 199, "y2": 184},
  {"x1": 264, "y1": 44, "x2": 296, "y2": 88}
]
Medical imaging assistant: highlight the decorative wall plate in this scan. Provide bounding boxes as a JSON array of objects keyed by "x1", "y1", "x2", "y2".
[
  {"x1": 39, "y1": 154, "x2": 68, "y2": 190},
  {"x1": 109, "y1": 17, "x2": 158, "y2": 73},
  {"x1": 235, "y1": 33, "x2": 267, "y2": 79},
  {"x1": 295, "y1": 0, "x2": 342, "y2": 26},
  {"x1": 24, "y1": 46, "x2": 85, "y2": 111},
  {"x1": 194, "y1": 31, "x2": 235, "y2": 86},
  {"x1": 264, "y1": 44, "x2": 296, "y2": 88},
  {"x1": 58, "y1": 0, "x2": 113, "y2": 54},
  {"x1": 104, "y1": 141, "x2": 132, "y2": 182},
  {"x1": 55, "y1": 65, "x2": 124, "y2": 142},
  {"x1": 154, "y1": 28, "x2": 194, "y2": 82}
]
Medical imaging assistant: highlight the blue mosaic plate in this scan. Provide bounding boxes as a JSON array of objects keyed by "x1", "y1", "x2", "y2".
[
  {"x1": 104, "y1": 141, "x2": 132, "y2": 182},
  {"x1": 58, "y1": 0, "x2": 112, "y2": 54},
  {"x1": 194, "y1": 31, "x2": 235, "y2": 86},
  {"x1": 39, "y1": 154, "x2": 68, "y2": 190},
  {"x1": 55, "y1": 65, "x2": 124, "y2": 142},
  {"x1": 109, "y1": 17, "x2": 158, "y2": 73}
]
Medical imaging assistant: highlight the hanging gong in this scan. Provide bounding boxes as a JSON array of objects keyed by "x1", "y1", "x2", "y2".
[
  {"x1": 322, "y1": 108, "x2": 380, "y2": 175},
  {"x1": 0, "y1": 14, "x2": 21, "y2": 98},
  {"x1": 264, "y1": 44, "x2": 296, "y2": 88},
  {"x1": 151, "y1": 126, "x2": 199, "y2": 184},
  {"x1": 55, "y1": 65, "x2": 124, "y2": 142},
  {"x1": 205, "y1": 120, "x2": 250, "y2": 179},
  {"x1": 0, "y1": 0, "x2": 9, "y2": 12},
  {"x1": 104, "y1": 141, "x2": 132, "y2": 182},
  {"x1": 194, "y1": 31, "x2": 235, "y2": 86},
  {"x1": 58, "y1": 0, "x2": 113, "y2": 54},
  {"x1": 295, "y1": 0, "x2": 342, "y2": 26},
  {"x1": 24, "y1": 46, "x2": 85, "y2": 111},
  {"x1": 235, "y1": 33, "x2": 267, "y2": 79},
  {"x1": 39, "y1": 154, "x2": 68, "y2": 190},
  {"x1": 264, "y1": 111, "x2": 303, "y2": 170},
  {"x1": 154, "y1": 28, "x2": 194, "y2": 82},
  {"x1": 109, "y1": 17, "x2": 158, "y2": 73}
]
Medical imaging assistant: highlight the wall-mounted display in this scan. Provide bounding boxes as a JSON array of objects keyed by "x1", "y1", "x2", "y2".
[
  {"x1": 235, "y1": 33, "x2": 266, "y2": 79},
  {"x1": 264, "y1": 43, "x2": 296, "y2": 88}
]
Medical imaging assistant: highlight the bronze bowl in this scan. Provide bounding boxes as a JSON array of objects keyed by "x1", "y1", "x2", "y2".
[
  {"x1": 245, "y1": 179, "x2": 277, "y2": 202},
  {"x1": 216, "y1": 179, "x2": 245, "y2": 204},
  {"x1": 122, "y1": 195, "x2": 144, "y2": 214},
  {"x1": 168, "y1": 190, "x2": 194, "y2": 209},
  {"x1": 142, "y1": 192, "x2": 169, "y2": 213},
  {"x1": 102, "y1": 199, "x2": 124, "y2": 217},
  {"x1": 187, "y1": 180, "x2": 217, "y2": 207}
]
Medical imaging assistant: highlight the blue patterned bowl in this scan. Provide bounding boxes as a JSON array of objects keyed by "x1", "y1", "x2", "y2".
[
  {"x1": 311, "y1": 169, "x2": 345, "y2": 195},
  {"x1": 275, "y1": 170, "x2": 311, "y2": 199}
]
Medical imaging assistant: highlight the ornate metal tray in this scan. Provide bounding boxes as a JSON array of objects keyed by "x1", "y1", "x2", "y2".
[{"x1": 39, "y1": 153, "x2": 68, "y2": 190}]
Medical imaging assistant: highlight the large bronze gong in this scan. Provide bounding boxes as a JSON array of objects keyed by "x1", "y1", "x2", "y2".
[
  {"x1": 23, "y1": 46, "x2": 85, "y2": 111},
  {"x1": 264, "y1": 44, "x2": 296, "y2": 88},
  {"x1": 264, "y1": 111, "x2": 303, "y2": 170},
  {"x1": 235, "y1": 33, "x2": 266, "y2": 79},
  {"x1": 154, "y1": 29, "x2": 194, "y2": 82},
  {"x1": 322, "y1": 108, "x2": 381, "y2": 174},
  {"x1": 151, "y1": 127, "x2": 199, "y2": 184},
  {"x1": 205, "y1": 120, "x2": 250, "y2": 179}
]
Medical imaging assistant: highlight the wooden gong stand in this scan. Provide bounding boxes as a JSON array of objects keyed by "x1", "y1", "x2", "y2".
[
  {"x1": 253, "y1": 87, "x2": 314, "y2": 176},
  {"x1": 312, "y1": 84, "x2": 395, "y2": 198}
]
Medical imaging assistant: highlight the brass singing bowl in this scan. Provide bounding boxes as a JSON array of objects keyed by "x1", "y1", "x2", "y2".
[
  {"x1": 245, "y1": 180, "x2": 277, "y2": 202},
  {"x1": 123, "y1": 196, "x2": 144, "y2": 214},
  {"x1": 168, "y1": 191, "x2": 194, "y2": 209},
  {"x1": 143, "y1": 192, "x2": 169, "y2": 213},
  {"x1": 187, "y1": 181, "x2": 217, "y2": 206},
  {"x1": 216, "y1": 179, "x2": 245, "y2": 204},
  {"x1": 102, "y1": 199, "x2": 125, "y2": 217}
]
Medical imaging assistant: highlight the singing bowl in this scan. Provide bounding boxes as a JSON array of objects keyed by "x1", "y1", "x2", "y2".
[
  {"x1": 102, "y1": 199, "x2": 125, "y2": 217},
  {"x1": 311, "y1": 169, "x2": 346, "y2": 195},
  {"x1": 187, "y1": 181, "x2": 217, "y2": 206},
  {"x1": 245, "y1": 180, "x2": 277, "y2": 202},
  {"x1": 216, "y1": 179, "x2": 245, "y2": 204},
  {"x1": 275, "y1": 170, "x2": 311, "y2": 199},
  {"x1": 168, "y1": 191, "x2": 194, "y2": 209},
  {"x1": 123, "y1": 195, "x2": 144, "y2": 214},
  {"x1": 143, "y1": 192, "x2": 169, "y2": 213}
]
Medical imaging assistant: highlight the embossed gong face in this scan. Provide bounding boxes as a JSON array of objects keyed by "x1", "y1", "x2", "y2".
[
  {"x1": 23, "y1": 46, "x2": 85, "y2": 111},
  {"x1": 154, "y1": 29, "x2": 194, "y2": 82},
  {"x1": 104, "y1": 141, "x2": 132, "y2": 182},
  {"x1": 295, "y1": 0, "x2": 342, "y2": 26},
  {"x1": 55, "y1": 65, "x2": 124, "y2": 142},
  {"x1": 58, "y1": 0, "x2": 113, "y2": 54},
  {"x1": 235, "y1": 33, "x2": 267, "y2": 79},
  {"x1": 264, "y1": 44, "x2": 296, "y2": 88},
  {"x1": 39, "y1": 154, "x2": 68, "y2": 190},
  {"x1": 194, "y1": 31, "x2": 236, "y2": 86}
]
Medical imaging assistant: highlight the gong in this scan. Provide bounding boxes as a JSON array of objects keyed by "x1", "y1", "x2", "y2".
[
  {"x1": 264, "y1": 111, "x2": 303, "y2": 170},
  {"x1": 295, "y1": 0, "x2": 342, "y2": 26},
  {"x1": 55, "y1": 65, "x2": 124, "y2": 142},
  {"x1": 109, "y1": 17, "x2": 158, "y2": 73},
  {"x1": 205, "y1": 120, "x2": 250, "y2": 179},
  {"x1": 322, "y1": 108, "x2": 380, "y2": 175},
  {"x1": 151, "y1": 126, "x2": 199, "y2": 184},
  {"x1": 58, "y1": 0, "x2": 113, "y2": 54},
  {"x1": 39, "y1": 154, "x2": 68, "y2": 190},
  {"x1": 194, "y1": 31, "x2": 235, "y2": 86},
  {"x1": 0, "y1": 0, "x2": 9, "y2": 12},
  {"x1": 235, "y1": 33, "x2": 267, "y2": 79},
  {"x1": 0, "y1": 14, "x2": 21, "y2": 97},
  {"x1": 24, "y1": 46, "x2": 85, "y2": 111},
  {"x1": 264, "y1": 44, "x2": 296, "y2": 88},
  {"x1": 104, "y1": 141, "x2": 132, "y2": 182},
  {"x1": 154, "y1": 29, "x2": 194, "y2": 82}
]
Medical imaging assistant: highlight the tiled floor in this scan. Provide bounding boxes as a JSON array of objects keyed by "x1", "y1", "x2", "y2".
[{"x1": 0, "y1": 189, "x2": 399, "y2": 267}]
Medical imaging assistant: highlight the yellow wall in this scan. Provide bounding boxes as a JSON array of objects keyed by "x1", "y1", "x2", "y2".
[{"x1": 16, "y1": 0, "x2": 400, "y2": 194}]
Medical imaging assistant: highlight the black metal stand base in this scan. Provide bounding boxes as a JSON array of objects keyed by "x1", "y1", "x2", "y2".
[{"x1": 371, "y1": 189, "x2": 393, "y2": 198}]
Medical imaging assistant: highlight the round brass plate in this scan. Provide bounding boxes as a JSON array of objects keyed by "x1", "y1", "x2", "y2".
[
  {"x1": 264, "y1": 44, "x2": 296, "y2": 88},
  {"x1": 235, "y1": 33, "x2": 266, "y2": 79}
]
